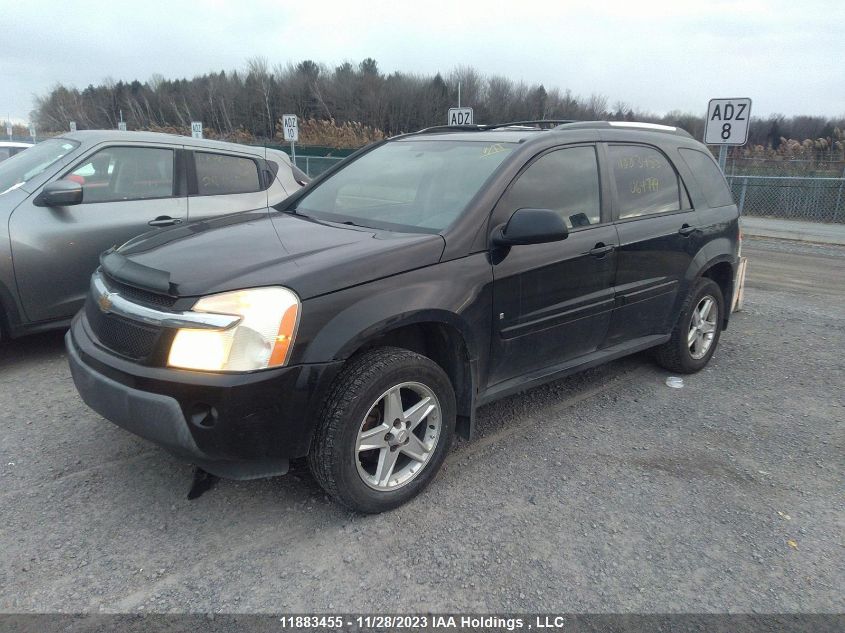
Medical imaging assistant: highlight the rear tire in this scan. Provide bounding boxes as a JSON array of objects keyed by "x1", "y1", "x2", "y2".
[
  {"x1": 308, "y1": 346, "x2": 456, "y2": 513},
  {"x1": 654, "y1": 277, "x2": 724, "y2": 374}
]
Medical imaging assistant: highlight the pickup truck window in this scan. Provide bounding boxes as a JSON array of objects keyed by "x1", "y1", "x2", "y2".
[{"x1": 294, "y1": 140, "x2": 514, "y2": 232}]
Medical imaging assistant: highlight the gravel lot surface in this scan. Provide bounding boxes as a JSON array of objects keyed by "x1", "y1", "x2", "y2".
[{"x1": 1, "y1": 237, "x2": 842, "y2": 614}]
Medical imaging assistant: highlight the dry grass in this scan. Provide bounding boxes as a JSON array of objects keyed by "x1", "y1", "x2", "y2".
[{"x1": 274, "y1": 118, "x2": 384, "y2": 148}]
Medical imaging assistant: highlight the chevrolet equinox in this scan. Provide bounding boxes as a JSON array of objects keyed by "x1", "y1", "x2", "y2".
[{"x1": 67, "y1": 121, "x2": 740, "y2": 513}]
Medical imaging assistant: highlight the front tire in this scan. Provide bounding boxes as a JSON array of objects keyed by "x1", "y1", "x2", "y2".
[
  {"x1": 308, "y1": 347, "x2": 456, "y2": 513},
  {"x1": 654, "y1": 277, "x2": 724, "y2": 374}
]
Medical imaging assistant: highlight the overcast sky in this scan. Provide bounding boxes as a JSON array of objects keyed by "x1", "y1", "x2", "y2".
[{"x1": 4, "y1": 0, "x2": 844, "y2": 124}]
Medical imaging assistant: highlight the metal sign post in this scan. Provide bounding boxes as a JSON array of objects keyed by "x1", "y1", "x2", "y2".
[
  {"x1": 704, "y1": 97, "x2": 752, "y2": 174},
  {"x1": 283, "y1": 114, "x2": 299, "y2": 165},
  {"x1": 718, "y1": 145, "x2": 728, "y2": 172},
  {"x1": 704, "y1": 98, "x2": 752, "y2": 314}
]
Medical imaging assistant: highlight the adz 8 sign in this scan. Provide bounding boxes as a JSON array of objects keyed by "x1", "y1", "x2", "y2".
[{"x1": 705, "y1": 98, "x2": 752, "y2": 145}]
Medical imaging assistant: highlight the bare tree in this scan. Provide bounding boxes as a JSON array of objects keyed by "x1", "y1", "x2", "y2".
[{"x1": 28, "y1": 58, "x2": 845, "y2": 154}]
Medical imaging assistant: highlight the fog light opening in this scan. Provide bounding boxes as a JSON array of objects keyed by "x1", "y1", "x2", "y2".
[{"x1": 189, "y1": 403, "x2": 218, "y2": 428}]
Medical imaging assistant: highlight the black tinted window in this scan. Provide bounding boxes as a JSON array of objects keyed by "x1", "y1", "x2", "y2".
[
  {"x1": 67, "y1": 147, "x2": 174, "y2": 203},
  {"x1": 609, "y1": 145, "x2": 680, "y2": 219},
  {"x1": 195, "y1": 152, "x2": 260, "y2": 195},
  {"x1": 679, "y1": 148, "x2": 734, "y2": 208},
  {"x1": 501, "y1": 146, "x2": 601, "y2": 228}
]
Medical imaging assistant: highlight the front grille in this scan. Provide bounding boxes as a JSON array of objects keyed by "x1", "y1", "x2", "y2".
[
  {"x1": 102, "y1": 274, "x2": 177, "y2": 309},
  {"x1": 85, "y1": 299, "x2": 161, "y2": 360}
]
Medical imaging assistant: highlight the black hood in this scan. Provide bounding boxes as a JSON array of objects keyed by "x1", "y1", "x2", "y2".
[{"x1": 114, "y1": 209, "x2": 445, "y2": 300}]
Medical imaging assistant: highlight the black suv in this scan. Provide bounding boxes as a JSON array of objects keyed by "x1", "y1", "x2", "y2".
[{"x1": 67, "y1": 121, "x2": 739, "y2": 513}]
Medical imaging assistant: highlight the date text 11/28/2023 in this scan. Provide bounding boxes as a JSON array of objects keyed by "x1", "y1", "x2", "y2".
[{"x1": 277, "y1": 615, "x2": 568, "y2": 630}]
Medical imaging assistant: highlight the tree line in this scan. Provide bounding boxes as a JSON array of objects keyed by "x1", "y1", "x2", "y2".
[{"x1": 32, "y1": 57, "x2": 845, "y2": 153}]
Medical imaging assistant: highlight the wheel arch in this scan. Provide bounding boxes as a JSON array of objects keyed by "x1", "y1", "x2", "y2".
[
  {"x1": 318, "y1": 311, "x2": 479, "y2": 440},
  {"x1": 684, "y1": 248, "x2": 736, "y2": 330},
  {"x1": 700, "y1": 260, "x2": 735, "y2": 328}
]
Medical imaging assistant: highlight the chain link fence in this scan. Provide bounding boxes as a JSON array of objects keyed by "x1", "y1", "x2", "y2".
[
  {"x1": 723, "y1": 157, "x2": 845, "y2": 224},
  {"x1": 726, "y1": 175, "x2": 845, "y2": 223},
  {"x1": 292, "y1": 155, "x2": 345, "y2": 178}
]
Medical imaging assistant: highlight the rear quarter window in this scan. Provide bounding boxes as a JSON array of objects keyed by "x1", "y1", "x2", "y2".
[{"x1": 678, "y1": 148, "x2": 735, "y2": 208}]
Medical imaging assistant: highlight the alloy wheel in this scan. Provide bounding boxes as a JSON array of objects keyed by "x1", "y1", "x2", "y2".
[
  {"x1": 354, "y1": 382, "x2": 442, "y2": 491},
  {"x1": 688, "y1": 295, "x2": 718, "y2": 360}
]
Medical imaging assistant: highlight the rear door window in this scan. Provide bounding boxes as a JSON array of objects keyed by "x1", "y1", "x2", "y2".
[
  {"x1": 609, "y1": 145, "x2": 681, "y2": 219},
  {"x1": 194, "y1": 152, "x2": 261, "y2": 195},
  {"x1": 678, "y1": 148, "x2": 735, "y2": 208}
]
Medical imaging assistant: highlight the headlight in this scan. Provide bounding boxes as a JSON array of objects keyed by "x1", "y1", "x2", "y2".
[{"x1": 167, "y1": 287, "x2": 300, "y2": 372}]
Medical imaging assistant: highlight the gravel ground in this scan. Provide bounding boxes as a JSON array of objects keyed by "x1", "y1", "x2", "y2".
[{"x1": 0, "y1": 237, "x2": 842, "y2": 614}]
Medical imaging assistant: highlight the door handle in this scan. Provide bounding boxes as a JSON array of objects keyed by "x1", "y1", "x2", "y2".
[
  {"x1": 678, "y1": 224, "x2": 697, "y2": 237},
  {"x1": 588, "y1": 243, "x2": 615, "y2": 257},
  {"x1": 148, "y1": 216, "x2": 183, "y2": 227}
]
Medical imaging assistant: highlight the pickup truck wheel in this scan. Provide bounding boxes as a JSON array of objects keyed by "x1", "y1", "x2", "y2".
[
  {"x1": 654, "y1": 277, "x2": 724, "y2": 374},
  {"x1": 308, "y1": 347, "x2": 456, "y2": 513}
]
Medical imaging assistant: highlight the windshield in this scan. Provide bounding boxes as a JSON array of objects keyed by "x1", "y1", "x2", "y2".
[
  {"x1": 0, "y1": 138, "x2": 79, "y2": 195},
  {"x1": 292, "y1": 139, "x2": 514, "y2": 232}
]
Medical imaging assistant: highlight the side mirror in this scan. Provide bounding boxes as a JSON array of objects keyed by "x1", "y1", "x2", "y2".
[
  {"x1": 34, "y1": 180, "x2": 83, "y2": 207},
  {"x1": 492, "y1": 208, "x2": 569, "y2": 247}
]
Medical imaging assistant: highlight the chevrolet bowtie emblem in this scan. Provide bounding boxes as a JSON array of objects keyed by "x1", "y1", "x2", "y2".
[{"x1": 97, "y1": 291, "x2": 114, "y2": 313}]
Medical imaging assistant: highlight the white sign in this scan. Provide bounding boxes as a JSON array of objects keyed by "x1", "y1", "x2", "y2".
[
  {"x1": 704, "y1": 98, "x2": 752, "y2": 145},
  {"x1": 29, "y1": 125, "x2": 36, "y2": 140},
  {"x1": 448, "y1": 107, "x2": 474, "y2": 126},
  {"x1": 69, "y1": 121, "x2": 77, "y2": 132},
  {"x1": 191, "y1": 121, "x2": 203, "y2": 139},
  {"x1": 282, "y1": 115, "x2": 298, "y2": 142},
  {"x1": 5, "y1": 124, "x2": 11, "y2": 137},
  {"x1": 118, "y1": 121, "x2": 127, "y2": 131}
]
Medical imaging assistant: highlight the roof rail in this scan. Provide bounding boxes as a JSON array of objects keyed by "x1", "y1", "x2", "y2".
[
  {"x1": 408, "y1": 120, "x2": 579, "y2": 136},
  {"x1": 554, "y1": 120, "x2": 693, "y2": 138},
  {"x1": 404, "y1": 119, "x2": 692, "y2": 139},
  {"x1": 484, "y1": 120, "x2": 578, "y2": 130}
]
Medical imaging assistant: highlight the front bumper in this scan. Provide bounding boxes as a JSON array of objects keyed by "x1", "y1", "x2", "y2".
[{"x1": 66, "y1": 315, "x2": 343, "y2": 479}]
